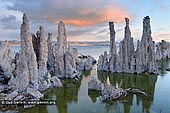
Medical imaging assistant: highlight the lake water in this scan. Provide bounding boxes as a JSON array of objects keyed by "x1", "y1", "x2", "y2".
[{"x1": 9, "y1": 46, "x2": 170, "y2": 113}]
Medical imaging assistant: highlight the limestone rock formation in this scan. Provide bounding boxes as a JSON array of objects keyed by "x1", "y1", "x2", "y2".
[
  {"x1": 8, "y1": 13, "x2": 38, "y2": 91},
  {"x1": 4, "y1": 90, "x2": 18, "y2": 100},
  {"x1": 109, "y1": 22, "x2": 116, "y2": 56},
  {"x1": 156, "y1": 40, "x2": 170, "y2": 60},
  {"x1": 1, "y1": 14, "x2": 100, "y2": 103},
  {"x1": 48, "y1": 21, "x2": 96, "y2": 78},
  {"x1": 77, "y1": 54, "x2": 96, "y2": 71},
  {"x1": 47, "y1": 33, "x2": 55, "y2": 68},
  {"x1": 0, "y1": 41, "x2": 15, "y2": 81},
  {"x1": 37, "y1": 26, "x2": 48, "y2": 79},
  {"x1": 27, "y1": 87, "x2": 43, "y2": 99},
  {"x1": 135, "y1": 16, "x2": 158, "y2": 73},
  {"x1": 52, "y1": 21, "x2": 67, "y2": 77},
  {"x1": 97, "y1": 16, "x2": 158, "y2": 74},
  {"x1": 118, "y1": 18, "x2": 134, "y2": 73},
  {"x1": 57, "y1": 21, "x2": 67, "y2": 53},
  {"x1": 31, "y1": 33, "x2": 40, "y2": 60},
  {"x1": 108, "y1": 22, "x2": 119, "y2": 73},
  {"x1": 88, "y1": 75, "x2": 102, "y2": 91}
]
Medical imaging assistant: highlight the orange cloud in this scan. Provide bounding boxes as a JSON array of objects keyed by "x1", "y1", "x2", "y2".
[{"x1": 48, "y1": 4, "x2": 133, "y2": 27}]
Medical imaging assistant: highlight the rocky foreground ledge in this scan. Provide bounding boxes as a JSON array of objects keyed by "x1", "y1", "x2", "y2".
[{"x1": 0, "y1": 13, "x2": 96, "y2": 110}]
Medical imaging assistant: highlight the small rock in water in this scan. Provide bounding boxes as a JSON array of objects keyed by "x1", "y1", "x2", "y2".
[
  {"x1": 100, "y1": 85, "x2": 127, "y2": 101},
  {"x1": 166, "y1": 67, "x2": 170, "y2": 71},
  {"x1": 51, "y1": 76, "x2": 62, "y2": 87},
  {"x1": 88, "y1": 75, "x2": 102, "y2": 91}
]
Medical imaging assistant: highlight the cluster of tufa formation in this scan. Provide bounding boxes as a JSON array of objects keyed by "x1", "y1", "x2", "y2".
[
  {"x1": 98, "y1": 16, "x2": 158, "y2": 74},
  {"x1": 156, "y1": 40, "x2": 170, "y2": 60},
  {"x1": 0, "y1": 13, "x2": 96, "y2": 103},
  {"x1": 46, "y1": 21, "x2": 96, "y2": 78},
  {"x1": 0, "y1": 41, "x2": 15, "y2": 84}
]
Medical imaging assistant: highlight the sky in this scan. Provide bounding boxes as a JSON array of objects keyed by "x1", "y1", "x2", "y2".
[{"x1": 0, "y1": 0, "x2": 170, "y2": 42}]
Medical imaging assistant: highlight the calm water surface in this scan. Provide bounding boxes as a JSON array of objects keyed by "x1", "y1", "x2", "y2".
[{"x1": 10, "y1": 46, "x2": 170, "y2": 113}]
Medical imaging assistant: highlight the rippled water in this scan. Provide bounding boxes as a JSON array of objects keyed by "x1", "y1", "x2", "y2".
[{"x1": 10, "y1": 46, "x2": 170, "y2": 113}]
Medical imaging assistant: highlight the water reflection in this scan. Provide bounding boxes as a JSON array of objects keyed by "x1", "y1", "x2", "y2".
[
  {"x1": 157, "y1": 59, "x2": 170, "y2": 75},
  {"x1": 97, "y1": 71, "x2": 158, "y2": 113},
  {"x1": 19, "y1": 69, "x2": 158, "y2": 113},
  {"x1": 54, "y1": 79, "x2": 81, "y2": 113}
]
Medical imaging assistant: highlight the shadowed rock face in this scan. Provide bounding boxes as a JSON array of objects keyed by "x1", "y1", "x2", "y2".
[
  {"x1": 109, "y1": 22, "x2": 116, "y2": 56},
  {"x1": 47, "y1": 33, "x2": 54, "y2": 67},
  {"x1": 0, "y1": 41, "x2": 15, "y2": 82},
  {"x1": 37, "y1": 26, "x2": 48, "y2": 79},
  {"x1": 98, "y1": 16, "x2": 158, "y2": 74},
  {"x1": 156, "y1": 40, "x2": 170, "y2": 60}
]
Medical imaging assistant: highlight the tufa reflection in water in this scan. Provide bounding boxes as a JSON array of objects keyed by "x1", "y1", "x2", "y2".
[{"x1": 97, "y1": 71, "x2": 158, "y2": 113}]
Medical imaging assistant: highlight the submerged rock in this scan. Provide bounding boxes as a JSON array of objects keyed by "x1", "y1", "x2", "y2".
[
  {"x1": 88, "y1": 75, "x2": 102, "y2": 91},
  {"x1": 100, "y1": 85, "x2": 127, "y2": 101},
  {"x1": 51, "y1": 76, "x2": 62, "y2": 87}
]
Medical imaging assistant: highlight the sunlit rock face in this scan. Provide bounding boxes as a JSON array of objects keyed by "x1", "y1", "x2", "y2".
[
  {"x1": 118, "y1": 18, "x2": 134, "y2": 73},
  {"x1": 0, "y1": 41, "x2": 15, "y2": 81},
  {"x1": 57, "y1": 21, "x2": 67, "y2": 54},
  {"x1": 135, "y1": 16, "x2": 158, "y2": 73},
  {"x1": 98, "y1": 16, "x2": 158, "y2": 74},
  {"x1": 47, "y1": 21, "x2": 96, "y2": 78},
  {"x1": 156, "y1": 40, "x2": 170, "y2": 60},
  {"x1": 52, "y1": 21, "x2": 67, "y2": 77},
  {"x1": 8, "y1": 13, "x2": 38, "y2": 91}
]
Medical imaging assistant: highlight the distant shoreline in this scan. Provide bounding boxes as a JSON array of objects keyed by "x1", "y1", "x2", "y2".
[{"x1": 6, "y1": 40, "x2": 111, "y2": 47}]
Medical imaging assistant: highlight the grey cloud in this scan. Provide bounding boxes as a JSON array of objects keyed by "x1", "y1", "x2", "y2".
[
  {"x1": 0, "y1": 15, "x2": 16, "y2": 22},
  {"x1": 2, "y1": 21, "x2": 20, "y2": 30},
  {"x1": 0, "y1": 15, "x2": 20, "y2": 30},
  {"x1": 5, "y1": 0, "x2": 132, "y2": 26}
]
